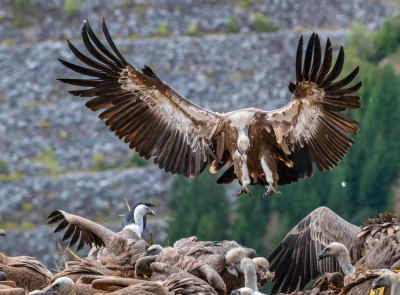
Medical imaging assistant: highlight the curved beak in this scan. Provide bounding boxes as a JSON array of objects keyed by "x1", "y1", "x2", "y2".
[
  {"x1": 317, "y1": 250, "x2": 326, "y2": 261},
  {"x1": 371, "y1": 279, "x2": 380, "y2": 290},
  {"x1": 148, "y1": 209, "x2": 156, "y2": 216}
]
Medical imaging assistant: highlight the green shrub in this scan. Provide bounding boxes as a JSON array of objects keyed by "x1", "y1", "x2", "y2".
[
  {"x1": 129, "y1": 152, "x2": 149, "y2": 168},
  {"x1": 252, "y1": 13, "x2": 279, "y2": 32},
  {"x1": 225, "y1": 17, "x2": 240, "y2": 33},
  {"x1": 187, "y1": 23, "x2": 203, "y2": 37},
  {"x1": 12, "y1": 0, "x2": 36, "y2": 28},
  {"x1": 156, "y1": 22, "x2": 171, "y2": 37},
  {"x1": 33, "y1": 148, "x2": 61, "y2": 175},
  {"x1": 64, "y1": 0, "x2": 82, "y2": 18}
]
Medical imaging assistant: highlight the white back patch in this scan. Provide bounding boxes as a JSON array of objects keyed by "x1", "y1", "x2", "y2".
[
  {"x1": 228, "y1": 110, "x2": 255, "y2": 129},
  {"x1": 124, "y1": 223, "x2": 142, "y2": 238}
]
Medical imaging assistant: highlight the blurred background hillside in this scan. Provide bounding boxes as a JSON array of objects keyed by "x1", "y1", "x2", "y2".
[{"x1": 0, "y1": 0, "x2": 399, "y2": 272}]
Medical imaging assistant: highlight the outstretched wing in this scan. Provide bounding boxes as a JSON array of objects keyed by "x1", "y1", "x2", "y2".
[
  {"x1": 268, "y1": 206, "x2": 361, "y2": 294},
  {"x1": 263, "y1": 33, "x2": 361, "y2": 179},
  {"x1": 48, "y1": 210, "x2": 116, "y2": 251},
  {"x1": 59, "y1": 20, "x2": 223, "y2": 178}
]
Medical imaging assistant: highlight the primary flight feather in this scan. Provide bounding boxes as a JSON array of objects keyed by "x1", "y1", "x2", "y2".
[{"x1": 59, "y1": 19, "x2": 361, "y2": 197}]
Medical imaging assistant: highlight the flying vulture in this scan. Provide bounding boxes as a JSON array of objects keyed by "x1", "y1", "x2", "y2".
[{"x1": 58, "y1": 20, "x2": 362, "y2": 196}]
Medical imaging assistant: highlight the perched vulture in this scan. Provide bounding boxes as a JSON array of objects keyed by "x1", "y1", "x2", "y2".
[
  {"x1": 59, "y1": 19, "x2": 361, "y2": 196},
  {"x1": 268, "y1": 206, "x2": 400, "y2": 294}
]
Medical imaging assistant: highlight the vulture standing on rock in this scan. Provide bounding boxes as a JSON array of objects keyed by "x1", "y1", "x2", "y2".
[
  {"x1": 47, "y1": 204, "x2": 155, "y2": 267},
  {"x1": 268, "y1": 206, "x2": 400, "y2": 294},
  {"x1": 58, "y1": 19, "x2": 361, "y2": 196}
]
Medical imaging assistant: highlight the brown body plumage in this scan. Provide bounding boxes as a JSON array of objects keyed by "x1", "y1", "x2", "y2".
[
  {"x1": 0, "y1": 253, "x2": 53, "y2": 292},
  {"x1": 59, "y1": 20, "x2": 361, "y2": 196},
  {"x1": 92, "y1": 263, "x2": 219, "y2": 295}
]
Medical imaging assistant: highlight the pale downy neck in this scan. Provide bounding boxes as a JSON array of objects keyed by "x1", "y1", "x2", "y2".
[
  {"x1": 336, "y1": 247, "x2": 354, "y2": 276},
  {"x1": 241, "y1": 258, "x2": 258, "y2": 291},
  {"x1": 390, "y1": 274, "x2": 400, "y2": 295},
  {"x1": 134, "y1": 209, "x2": 144, "y2": 234}
]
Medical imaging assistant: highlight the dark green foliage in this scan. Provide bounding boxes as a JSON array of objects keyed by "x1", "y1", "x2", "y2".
[
  {"x1": 232, "y1": 191, "x2": 270, "y2": 255},
  {"x1": 129, "y1": 152, "x2": 149, "y2": 168},
  {"x1": 374, "y1": 17, "x2": 400, "y2": 60},
  {"x1": 167, "y1": 171, "x2": 230, "y2": 242}
]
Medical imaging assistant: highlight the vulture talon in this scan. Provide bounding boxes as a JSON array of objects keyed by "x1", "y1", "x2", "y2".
[
  {"x1": 234, "y1": 187, "x2": 252, "y2": 197},
  {"x1": 264, "y1": 184, "x2": 280, "y2": 197}
]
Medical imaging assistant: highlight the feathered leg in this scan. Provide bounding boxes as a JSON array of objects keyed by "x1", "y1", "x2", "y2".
[{"x1": 260, "y1": 150, "x2": 280, "y2": 197}]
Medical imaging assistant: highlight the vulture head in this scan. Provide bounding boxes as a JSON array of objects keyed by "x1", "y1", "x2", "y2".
[
  {"x1": 252, "y1": 257, "x2": 275, "y2": 286},
  {"x1": 143, "y1": 244, "x2": 164, "y2": 256},
  {"x1": 318, "y1": 242, "x2": 349, "y2": 261},
  {"x1": 372, "y1": 272, "x2": 400, "y2": 291},
  {"x1": 225, "y1": 247, "x2": 257, "y2": 277},
  {"x1": 123, "y1": 203, "x2": 155, "y2": 227},
  {"x1": 318, "y1": 242, "x2": 354, "y2": 276},
  {"x1": 29, "y1": 277, "x2": 74, "y2": 295}
]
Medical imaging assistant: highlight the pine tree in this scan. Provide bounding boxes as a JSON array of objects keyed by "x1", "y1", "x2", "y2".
[{"x1": 167, "y1": 171, "x2": 230, "y2": 243}]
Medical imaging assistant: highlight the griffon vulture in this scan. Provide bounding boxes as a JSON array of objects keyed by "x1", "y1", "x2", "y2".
[
  {"x1": 268, "y1": 206, "x2": 400, "y2": 294},
  {"x1": 47, "y1": 205, "x2": 155, "y2": 266},
  {"x1": 58, "y1": 19, "x2": 361, "y2": 196},
  {"x1": 372, "y1": 272, "x2": 400, "y2": 295}
]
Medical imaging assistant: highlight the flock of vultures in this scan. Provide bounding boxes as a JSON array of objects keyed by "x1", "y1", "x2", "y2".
[
  {"x1": 1, "y1": 205, "x2": 400, "y2": 294},
  {"x1": 1, "y1": 19, "x2": 399, "y2": 294}
]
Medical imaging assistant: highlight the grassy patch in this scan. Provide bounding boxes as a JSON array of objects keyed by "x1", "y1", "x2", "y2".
[
  {"x1": 63, "y1": 0, "x2": 82, "y2": 18},
  {"x1": 12, "y1": 0, "x2": 36, "y2": 28},
  {"x1": 92, "y1": 152, "x2": 106, "y2": 169},
  {"x1": 155, "y1": 22, "x2": 171, "y2": 37},
  {"x1": 33, "y1": 148, "x2": 62, "y2": 175},
  {"x1": 0, "y1": 221, "x2": 35, "y2": 231},
  {"x1": 0, "y1": 172, "x2": 25, "y2": 182},
  {"x1": 187, "y1": 23, "x2": 203, "y2": 37}
]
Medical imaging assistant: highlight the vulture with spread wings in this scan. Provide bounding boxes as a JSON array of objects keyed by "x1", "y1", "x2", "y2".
[
  {"x1": 59, "y1": 20, "x2": 361, "y2": 196},
  {"x1": 267, "y1": 207, "x2": 400, "y2": 294}
]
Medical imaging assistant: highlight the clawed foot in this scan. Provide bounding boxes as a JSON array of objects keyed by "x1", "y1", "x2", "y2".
[
  {"x1": 234, "y1": 187, "x2": 252, "y2": 197},
  {"x1": 263, "y1": 184, "x2": 280, "y2": 197}
]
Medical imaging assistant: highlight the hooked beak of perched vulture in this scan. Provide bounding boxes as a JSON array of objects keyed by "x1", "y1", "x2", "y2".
[{"x1": 58, "y1": 19, "x2": 361, "y2": 197}]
